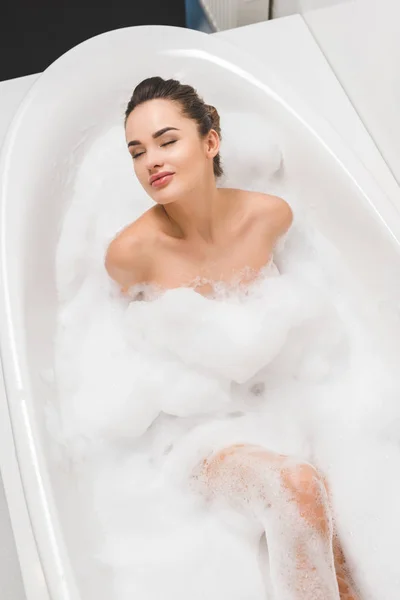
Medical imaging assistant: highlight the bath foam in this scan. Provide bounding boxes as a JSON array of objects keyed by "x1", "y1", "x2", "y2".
[{"x1": 49, "y1": 115, "x2": 400, "y2": 600}]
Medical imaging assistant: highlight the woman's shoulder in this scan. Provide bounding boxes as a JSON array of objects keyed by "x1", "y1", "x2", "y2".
[
  {"x1": 248, "y1": 191, "x2": 293, "y2": 239},
  {"x1": 223, "y1": 188, "x2": 293, "y2": 230},
  {"x1": 221, "y1": 187, "x2": 289, "y2": 207},
  {"x1": 105, "y1": 207, "x2": 163, "y2": 290},
  {"x1": 107, "y1": 208, "x2": 158, "y2": 253}
]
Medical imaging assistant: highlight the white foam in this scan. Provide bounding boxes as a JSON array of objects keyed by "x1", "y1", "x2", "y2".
[{"x1": 49, "y1": 113, "x2": 400, "y2": 600}]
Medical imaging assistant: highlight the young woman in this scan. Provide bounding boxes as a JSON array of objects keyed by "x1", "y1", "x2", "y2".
[{"x1": 105, "y1": 76, "x2": 359, "y2": 600}]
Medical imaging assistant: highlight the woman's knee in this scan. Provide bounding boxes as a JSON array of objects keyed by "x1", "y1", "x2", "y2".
[
  {"x1": 192, "y1": 443, "x2": 281, "y2": 502},
  {"x1": 193, "y1": 445, "x2": 331, "y2": 525},
  {"x1": 280, "y1": 460, "x2": 332, "y2": 534},
  {"x1": 193, "y1": 444, "x2": 295, "y2": 505}
]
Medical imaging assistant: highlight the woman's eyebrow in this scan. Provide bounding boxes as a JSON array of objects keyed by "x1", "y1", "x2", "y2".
[{"x1": 127, "y1": 127, "x2": 180, "y2": 148}]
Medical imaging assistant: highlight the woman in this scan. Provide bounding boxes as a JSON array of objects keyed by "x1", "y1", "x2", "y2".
[{"x1": 105, "y1": 76, "x2": 359, "y2": 599}]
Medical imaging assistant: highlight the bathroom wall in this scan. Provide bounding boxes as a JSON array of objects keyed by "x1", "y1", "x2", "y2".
[{"x1": 272, "y1": 0, "x2": 400, "y2": 185}]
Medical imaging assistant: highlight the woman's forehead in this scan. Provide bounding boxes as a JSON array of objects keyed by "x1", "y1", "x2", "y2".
[
  {"x1": 128, "y1": 99, "x2": 183, "y2": 126},
  {"x1": 126, "y1": 100, "x2": 193, "y2": 139}
]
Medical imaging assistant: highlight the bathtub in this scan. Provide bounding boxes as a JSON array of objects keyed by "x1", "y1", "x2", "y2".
[{"x1": 1, "y1": 24, "x2": 400, "y2": 600}]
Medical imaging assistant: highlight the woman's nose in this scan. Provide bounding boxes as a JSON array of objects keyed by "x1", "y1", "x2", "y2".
[{"x1": 145, "y1": 148, "x2": 164, "y2": 171}]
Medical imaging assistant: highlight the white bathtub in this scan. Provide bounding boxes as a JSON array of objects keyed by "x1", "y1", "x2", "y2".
[{"x1": 1, "y1": 24, "x2": 400, "y2": 600}]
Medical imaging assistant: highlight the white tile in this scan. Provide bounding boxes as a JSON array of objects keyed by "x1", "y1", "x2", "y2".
[{"x1": 304, "y1": 0, "x2": 400, "y2": 184}]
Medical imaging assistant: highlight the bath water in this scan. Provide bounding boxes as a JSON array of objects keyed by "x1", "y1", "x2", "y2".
[{"x1": 49, "y1": 112, "x2": 400, "y2": 600}]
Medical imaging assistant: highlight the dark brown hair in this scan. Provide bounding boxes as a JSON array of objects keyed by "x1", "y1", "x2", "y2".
[{"x1": 125, "y1": 76, "x2": 223, "y2": 178}]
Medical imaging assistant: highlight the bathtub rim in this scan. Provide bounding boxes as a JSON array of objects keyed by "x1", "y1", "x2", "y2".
[{"x1": 1, "y1": 23, "x2": 400, "y2": 600}]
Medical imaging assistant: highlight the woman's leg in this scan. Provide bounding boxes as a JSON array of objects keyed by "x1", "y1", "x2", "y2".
[{"x1": 192, "y1": 444, "x2": 353, "y2": 600}]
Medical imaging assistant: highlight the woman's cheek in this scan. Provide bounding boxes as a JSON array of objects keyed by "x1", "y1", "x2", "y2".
[
  {"x1": 173, "y1": 142, "x2": 193, "y2": 166},
  {"x1": 136, "y1": 166, "x2": 148, "y2": 188}
]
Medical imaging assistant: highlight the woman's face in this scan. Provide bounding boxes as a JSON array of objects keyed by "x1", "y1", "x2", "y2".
[{"x1": 125, "y1": 99, "x2": 219, "y2": 205}]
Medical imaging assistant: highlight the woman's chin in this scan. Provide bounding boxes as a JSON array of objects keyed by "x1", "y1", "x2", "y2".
[
  {"x1": 153, "y1": 193, "x2": 177, "y2": 206},
  {"x1": 152, "y1": 185, "x2": 184, "y2": 206}
]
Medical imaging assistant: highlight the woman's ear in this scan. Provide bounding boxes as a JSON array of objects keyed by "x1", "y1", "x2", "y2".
[{"x1": 205, "y1": 129, "x2": 220, "y2": 159}]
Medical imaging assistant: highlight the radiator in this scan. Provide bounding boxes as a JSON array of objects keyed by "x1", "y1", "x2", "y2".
[{"x1": 199, "y1": 0, "x2": 239, "y2": 31}]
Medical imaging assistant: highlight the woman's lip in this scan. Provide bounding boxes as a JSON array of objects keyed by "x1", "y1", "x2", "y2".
[{"x1": 151, "y1": 173, "x2": 174, "y2": 188}]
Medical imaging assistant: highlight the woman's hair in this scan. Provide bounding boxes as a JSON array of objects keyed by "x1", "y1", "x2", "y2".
[{"x1": 125, "y1": 76, "x2": 223, "y2": 178}]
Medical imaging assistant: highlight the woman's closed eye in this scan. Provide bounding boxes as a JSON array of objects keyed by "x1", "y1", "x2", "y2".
[
  {"x1": 132, "y1": 139, "x2": 177, "y2": 160},
  {"x1": 161, "y1": 140, "x2": 177, "y2": 148}
]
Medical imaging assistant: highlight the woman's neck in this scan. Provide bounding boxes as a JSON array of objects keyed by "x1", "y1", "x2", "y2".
[{"x1": 163, "y1": 178, "x2": 224, "y2": 243}]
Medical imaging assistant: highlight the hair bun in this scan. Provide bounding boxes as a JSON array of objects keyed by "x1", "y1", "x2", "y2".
[{"x1": 205, "y1": 104, "x2": 221, "y2": 136}]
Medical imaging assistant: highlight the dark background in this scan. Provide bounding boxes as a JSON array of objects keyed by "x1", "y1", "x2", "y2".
[{"x1": 0, "y1": 0, "x2": 186, "y2": 81}]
